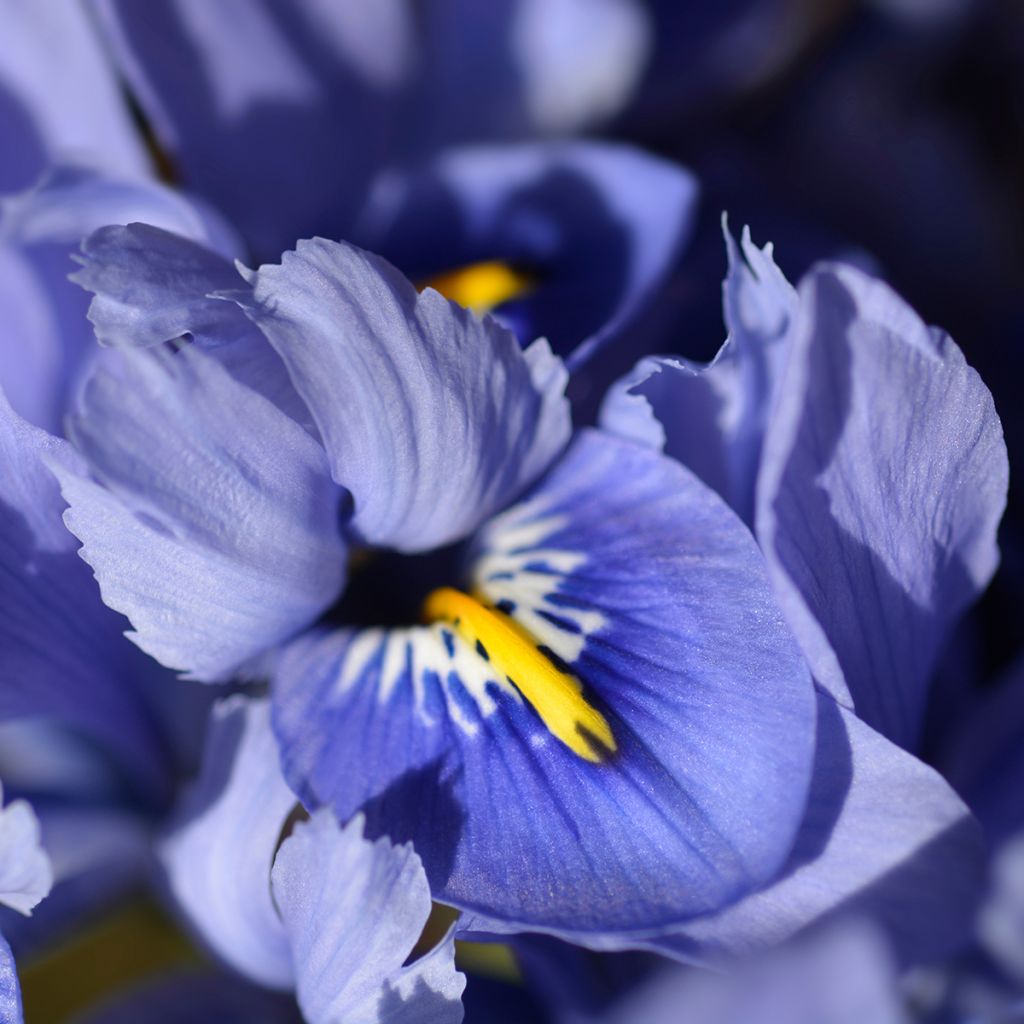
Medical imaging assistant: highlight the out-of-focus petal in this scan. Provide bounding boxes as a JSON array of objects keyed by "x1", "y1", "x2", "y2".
[
  {"x1": 599, "y1": 920, "x2": 908, "y2": 1024},
  {"x1": 0, "y1": 785, "x2": 50, "y2": 917},
  {"x1": 56, "y1": 345, "x2": 347, "y2": 681},
  {"x1": 978, "y1": 831, "x2": 1024, "y2": 986},
  {"x1": 273, "y1": 429, "x2": 815, "y2": 939},
  {"x1": 0, "y1": 388, "x2": 171, "y2": 797},
  {"x1": 233, "y1": 237, "x2": 570, "y2": 553},
  {"x1": 361, "y1": 142, "x2": 698, "y2": 370},
  {"x1": 600, "y1": 225, "x2": 794, "y2": 525},
  {"x1": 649, "y1": 693, "x2": 984, "y2": 967},
  {"x1": 159, "y1": 697, "x2": 295, "y2": 989},
  {"x1": 272, "y1": 811, "x2": 465, "y2": 1024},
  {"x1": 0, "y1": 0, "x2": 148, "y2": 194},
  {"x1": 757, "y1": 264, "x2": 1007, "y2": 748}
]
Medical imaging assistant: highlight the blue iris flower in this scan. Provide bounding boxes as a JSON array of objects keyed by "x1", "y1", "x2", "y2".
[{"x1": 57, "y1": 230, "x2": 819, "y2": 949}]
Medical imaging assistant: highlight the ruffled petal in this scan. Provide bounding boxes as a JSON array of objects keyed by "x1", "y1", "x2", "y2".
[
  {"x1": 600, "y1": 225, "x2": 795, "y2": 525},
  {"x1": 159, "y1": 697, "x2": 295, "y2": 989},
  {"x1": 273, "y1": 429, "x2": 815, "y2": 938},
  {"x1": 756, "y1": 264, "x2": 1008, "y2": 748},
  {"x1": 0, "y1": 2, "x2": 148, "y2": 193},
  {"x1": 233, "y1": 237, "x2": 570, "y2": 553},
  {"x1": 0, "y1": 388, "x2": 173, "y2": 796},
  {"x1": 648, "y1": 693, "x2": 984, "y2": 967},
  {"x1": 272, "y1": 810, "x2": 465, "y2": 1024},
  {"x1": 56, "y1": 344, "x2": 347, "y2": 681},
  {"x1": 360, "y1": 142, "x2": 698, "y2": 369},
  {"x1": 0, "y1": 785, "x2": 50, "y2": 917}
]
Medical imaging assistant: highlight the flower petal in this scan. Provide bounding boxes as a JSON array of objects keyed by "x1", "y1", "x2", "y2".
[
  {"x1": 0, "y1": 388, "x2": 172, "y2": 796},
  {"x1": 233, "y1": 237, "x2": 570, "y2": 553},
  {"x1": 56, "y1": 344, "x2": 347, "y2": 681},
  {"x1": 273, "y1": 429, "x2": 815, "y2": 938},
  {"x1": 756, "y1": 264, "x2": 1008, "y2": 748},
  {"x1": 0, "y1": 2, "x2": 148, "y2": 193},
  {"x1": 0, "y1": 937, "x2": 21, "y2": 1024},
  {"x1": 159, "y1": 697, "x2": 295, "y2": 989},
  {"x1": 0, "y1": 785, "x2": 50, "y2": 917},
  {"x1": 272, "y1": 810, "x2": 465, "y2": 1024},
  {"x1": 649, "y1": 693, "x2": 984, "y2": 967},
  {"x1": 600, "y1": 225, "x2": 795, "y2": 525}
]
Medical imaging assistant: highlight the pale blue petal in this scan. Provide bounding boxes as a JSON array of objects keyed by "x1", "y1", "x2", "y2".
[
  {"x1": 273, "y1": 429, "x2": 815, "y2": 938},
  {"x1": 0, "y1": 1, "x2": 148, "y2": 193},
  {"x1": 160, "y1": 697, "x2": 295, "y2": 989},
  {"x1": 233, "y1": 238, "x2": 570, "y2": 553},
  {"x1": 649, "y1": 693, "x2": 984, "y2": 967},
  {"x1": 57, "y1": 345, "x2": 347, "y2": 681},
  {"x1": 0, "y1": 785, "x2": 50, "y2": 916},
  {"x1": 272, "y1": 810, "x2": 465, "y2": 1024},
  {"x1": 599, "y1": 224, "x2": 795, "y2": 525},
  {"x1": 0, "y1": 937, "x2": 20, "y2": 1024},
  {"x1": 756, "y1": 264, "x2": 1008, "y2": 748}
]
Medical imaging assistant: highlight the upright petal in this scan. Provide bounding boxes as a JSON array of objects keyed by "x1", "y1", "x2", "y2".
[
  {"x1": 0, "y1": 785, "x2": 50, "y2": 916},
  {"x1": 233, "y1": 238, "x2": 570, "y2": 553},
  {"x1": 273, "y1": 429, "x2": 816, "y2": 938},
  {"x1": 0, "y1": 0, "x2": 148, "y2": 193},
  {"x1": 159, "y1": 697, "x2": 295, "y2": 989},
  {"x1": 272, "y1": 811, "x2": 465, "y2": 1024},
  {"x1": 649, "y1": 694, "x2": 984, "y2": 967},
  {"x1": 756, "y1": 264, "x2": 1007, "y2": 747},
  {"x1": 57, "y1": 345, "x2": 347, "y2": 681},
  {"x1": 0, "y1": 387, "x2": 172, "y2": 796},
  {"x1": 599, "y1": 225, "x2": 795, "y2": 526}
]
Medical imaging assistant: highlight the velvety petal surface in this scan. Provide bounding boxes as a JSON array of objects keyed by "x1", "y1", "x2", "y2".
[
  {"x1": 272, "y1": 811, "x2": 465, "y2": 1024},
  {"x1": 233, "y1": 237, "x2": 570, "y2": 553},
  {"x1": 160, "y1": 697, "x2": 295, "y2": 989},
  {"x1": 648, "y1": 693, "x2": 984, "y2": 967},
  {"x1": 0, "y1": 0, "x2": 148, "y2": 194},
  {"x1": 56, "y1": 344, "x2": 347, "y2": 681},
  {"x1": 273, "y1": 428, "x2": 815, "y2": 938},
  {"x1": 0, "y1": 785, "x2": 50, "y2": 917},
  {"x1": 600, "y1": 226, "x2": 795, "y2": 525},
  {"x1": 756, "y1": 264, "x2": 1007, "y2": 748},
  {"x1": 0, "y1": 388, "x2": 172, "y2": 796},
  {"x1": 360, "y1": 142, "x2": 698, "y2": 369}
]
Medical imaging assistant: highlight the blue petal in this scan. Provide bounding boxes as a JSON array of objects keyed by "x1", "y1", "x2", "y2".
[
  {"x1": 599, "y1": 224, "x2": 795, "y2": 526},
  {"x1": 92, "y1": 0, "x2": 412, "y2": 258},
  {"x1": 0, "y1": 785, "x2": 50, "y2": 917},
  {"x1": 0, "y1": 388, "x2": 173, "y2": 796},
  {"x1": 648, "y1": 693, "x2": 984, "y2": 967},
  {"x1": 233, "y1": 237, "x2": 570, "y2": 553},
  {"x1": 360, "y1": 142, "x2": 698, "y2": 369},
  {"x1": 56, "y1": 344, "x2": 347, "y2": 681},
  {"x1": 978, "y1": 831, "x2": 1024, "y2": 986},
  {"x1": 0, "y1": 4, "x2": 148, "y2": 193},
  {"x1": 160, "y1": 697, "x2": 295, "y2": 989},
  {"x1": 0, "y1": 937, "x2": 21, "y2": 1024},
  {"x1": 598, "y1": 921, "x2": 906, "y2": 1024},
  {"x1": 0, "y1": 166, "x2": 241, "y2": 434},
  {"x1": 756, "y1": 264, "x2": 1008, "y2": 748},
  {"x1": 272, "y1": 810, "x2": 465, "y2": 1024},
  {"x1": 273, "y1": 428, "x2": 815, "y2": 937}
]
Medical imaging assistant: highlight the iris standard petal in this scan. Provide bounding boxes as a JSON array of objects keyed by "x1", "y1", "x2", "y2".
[
  {"x1": 56, "y1": 344, "x2": 347, "y2": 681},
  {"x1": 360, "y1": 142, "x2": 698, "y2": 370},
  {"x1": 650, "y1": 693, "x2": 984, "y2": 967},
  {"x1": 756, "y1": 264, "x2": 1008, "y2": 748},
  {"x1": 600, "y1": 225, "x2": 795, "y2": 525},
  {"x1": 0, "y1": 937, "x2": 20, "y2": 1024},
  {"x1": 273, "y1": 428, "x2": 815, "y2": 938},
  {"x1": 159, "y1": 697, "x2": 295, "y2": 989},
  {"x1": 272, "y1": 810, "x2": 465, "y2": 1024},
  {"x1": 0, "y1": 388, "x2": 171, "y2": 796},
  {"x1": 0, "y1": 0, "x2": 148, "y2": 193},
  {"x1": 233, "y1": 237, "x2": 570, "y2": 553},
  {"x1": 0, "y1": 784, "x2": 50, "y2": 917}
]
